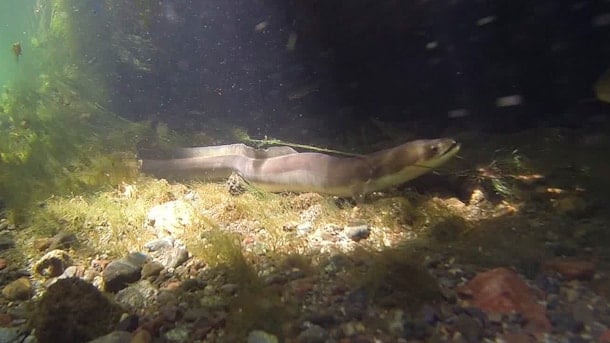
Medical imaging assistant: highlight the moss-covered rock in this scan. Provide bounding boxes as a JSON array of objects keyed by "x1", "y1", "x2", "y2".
[{"x1": 32, "y1": 278, "x2": 121, "y2": 343}]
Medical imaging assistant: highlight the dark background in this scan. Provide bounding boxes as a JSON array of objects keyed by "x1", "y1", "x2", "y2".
[{"x1": 103, "y1": 0, "x2": 610, "y2": 136}]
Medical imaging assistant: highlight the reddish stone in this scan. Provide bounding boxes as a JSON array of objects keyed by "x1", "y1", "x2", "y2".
[
  {"x1": 500, "y1": 332, "x2": 535, "y2": 343},
  {"x1": 139, "y1": 318, "x2": 163, "y2": 337},
  {"x1": 163, "y1": 281, "x2": 181, "y2": 291},
  {"x1": 593, "y1": 278, "x2": 610, "y2": 299},
  {"x1": 598, "y1": 330, "x2": 610, "y2": 343},
  {"x1": 459, "y1": 267, "x2": 551, "y2": 335},
  {"x1": 0, "y1": 259, "x2": 7, "y2": 271},
  {"x1": 331, "y1": 284, "x2": 349, "y2": 296},
  {"x1": 33, "y1": 238, "x2": 51, "y2": 252},
  {"x1": 542, "y1": 258, "x2": 595, "y2": 281},
  {"x1": 291, "y1": 278, "x2": 315, "y2": 298},
  {"x1": 0, "y1": 313, "x2": 11, "y2": 327},
  {"x1": 91, "y1": 259, "x2": 110, "y2": 271}
]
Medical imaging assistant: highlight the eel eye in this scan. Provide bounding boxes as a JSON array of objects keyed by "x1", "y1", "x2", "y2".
[{"x1": 429, "y1": 145, "x2": 439, "y2": 155}]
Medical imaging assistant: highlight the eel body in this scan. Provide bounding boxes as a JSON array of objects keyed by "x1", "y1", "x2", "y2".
[{"x1": 139, "y1": 139, "x2": 460, "y2": 197}]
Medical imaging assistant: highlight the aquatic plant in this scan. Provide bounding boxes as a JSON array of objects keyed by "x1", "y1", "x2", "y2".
[
  {"x1": 0, "y1": 82, "x2": 147, "y2": 222},
  {"x1": 232, "y1": 127, "x2": 362, "y2": 156},
  {"x1": 0, "y1": 0, "x2": 172, "y2": 222},
  {"x1": 347, "y1": 247, "x2": 441, "y2": 310}
]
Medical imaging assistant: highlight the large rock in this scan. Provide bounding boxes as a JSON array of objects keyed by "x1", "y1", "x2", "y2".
[
  {"x1": 115, "y1": 280, "x2": 159, "y2": 312},
  {"x1": 458, "y1": 267, "x2": 550, "y2": 335},
  {"x1": 144, "y1": 200, "x2": 196, "y2": 237},
  {"x1": 33, "y1": 278, "x2": 121, "y2": 343}
]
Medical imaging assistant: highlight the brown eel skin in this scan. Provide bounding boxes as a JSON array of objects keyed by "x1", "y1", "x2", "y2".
[{"x1": 139, "y1": 138, "x2": 460, "y2": 198}]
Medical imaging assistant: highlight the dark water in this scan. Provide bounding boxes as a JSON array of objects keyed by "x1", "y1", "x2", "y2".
[
  {"x1": 97, "y1": 0, "x2": 610, "y2": 133},
  {"x1": 3, "y1": 0, "x2": 607, "y2": 134}
]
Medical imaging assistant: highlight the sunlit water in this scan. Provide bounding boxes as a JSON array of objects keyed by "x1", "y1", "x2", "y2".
[{"x1": 0, "y1": 0, "x2": 36, "y2": 87}]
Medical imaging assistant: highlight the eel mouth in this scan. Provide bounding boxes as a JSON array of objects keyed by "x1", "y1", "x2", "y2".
[{"x1": 443, "y1": 140, "x2": 461, "y2": 156}]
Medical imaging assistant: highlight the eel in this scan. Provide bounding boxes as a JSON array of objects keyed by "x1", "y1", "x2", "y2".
[{"x1": 139, "y1": 138, "x2": 460, "y2": 198}]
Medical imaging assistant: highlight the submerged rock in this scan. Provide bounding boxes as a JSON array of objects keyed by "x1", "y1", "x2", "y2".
[
  {"x1": 0, "y1": 327, "x2": 26, "y2": 343},
  {"x1": 247, "y1": 330, "x2": 279, "y2": 343},
  {"x1": 48, "y1": 232, "x2": 77, "y2": 251},
  {"x1": 86, "y1": 330, "x2": 131, "y2": 343},
  {"x1": 0, "y1": 234, "x2": 15, "y2": 251},
  {"x1": 145, "y1": 200, "x2": 196, "y2": 237},
  {"x1": 458, "y1": 267, "x2": 551, "y2": 335},
  {"x1": 1, "y1": 277, "x2": 32, "y2": 300},
  {"x1": 33, "y1": 278, "x2": 121, "y2": 343},
  {"x1": 115, "y1": 280, "x2": 159, "y2": 312},
  {"x1": 102, "y1": 252, "x2": 147, "y2": 292},
  {"x1": 33, "y1": 249, "x2": 72, "y2": 277},
  {"x1": 542, "y1": 258, "x2": 596, "y2": 281},
  {"x1": 344, "y1": 222, "x2": 370, "y2": 241},
  {"x1": 297, "y1": 324, "x2": 328, "y2": 343}
]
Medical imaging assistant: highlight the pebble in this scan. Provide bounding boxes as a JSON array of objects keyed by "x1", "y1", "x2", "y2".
[
  {"x1": 553, "y1": 196, "x2": 588, "y2": 217},
  {"x1": 144, "y1": 236, "x2": 189, "y2": 270},
  {"x1": 145, "y1": 200, "x2": 195, "y2": 236},
  {"x1": 403, "y1": 318, "x2": 429, "y2": 341},
  {"x1": 33, "y1": 249, "x2": 72, "y2": 277},
  {"x1": 59, "y1": 265, "x2": 86, "y2": 279},
  {"x1": 1, "y1": 277, "x2": 32, "y2": 300},
  {"x1": 344, "y1": 222, "x2": 370, "y2": 241},
  {"x1": 115, "y1": 280, "x2": 159, "y2": 311},
  {"x1": 419, "y1": 304, "x2": 440, "y2": 325},
  {"x1": 164, "y1": 325, "x2": 190, "y2": 342},
  {"x1": 7, "y1": 302, "x2": 31, "y2": 320},
  {"x1": 179, "y1": 278, "x2": 201, "y2": 292},
  {"x1": 550, "y1": 311, "x2": 585, "y2": 333},
  {"x1": 307, "y1": 312, "x2": 337, "y2": 327},
  {"x1": 499, "y1": 332, "x2": 536, "y2": 343},
  {"x1": 0, "y1": 235, "x2": 15, "y2": 250},
  {"x1": 345, "y1": 288, "x2": 368, "y2": 320},
  {"x1": 103, "y1": 253, "x2": 148, "y2": 292},
  {"x1": 130, "y1": 329, "x2": 152, "y2": 343},
  {"x1": 47, "y1": 232, "x2": 77, "y2": 250},
  {"x1": 597, "y1": 330, "x2": 610, "y2": 343},
  {"x1": 0, "y1": 327, "x2": 25, "y2": 342},
  {"x1": 297, "y1": 324, "x2": 328, "y2": 343},
  {"x1": 117, "y1": 314, "x2": 139, "y2": 332},
  {"x1": 183, "y1": 307, "x2": 210, "y2": 322},
  {"x1": 144, "y1": 237, "x2": 175, "y2": 252},
  {"x1": 453, "y1": 313, "x2": 484, "y2": 343},
  {"x1": 387, "y1": 309, "x2": 405, "y2": 336},
  {"x1": 297, "y1": 222, "x2": 312, "y2": 235},
  {"x1": 226, "y1": 173, "x2": 246, "y2": 195},
  {"x1": 0, "y1": 259, "x2": 7, "y2": 270},
  {"x1": 163, "y1": 247, "x2": 189, "y2": 269},
  {"x1": 86, "y1": 330, "x2": 132, "y2": 343},
  {"x1": 571, "y1": 300, "x2": 596, "y2": 325},
  {"x1": 542, "y1": 259, "x2": 596, "y2": 281},
  {"x1": 219, "y1": 283, "x2": 238, "y2": 295},
  {"x1": 0, "y1": 313, "x2": 11, "y2": 326},
  {"x1": 247, "y1": 330, "x2": 279, "y2": 343},
  {"x1": 141, "y1": 261, "x2": 164, "y2": 278}
]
